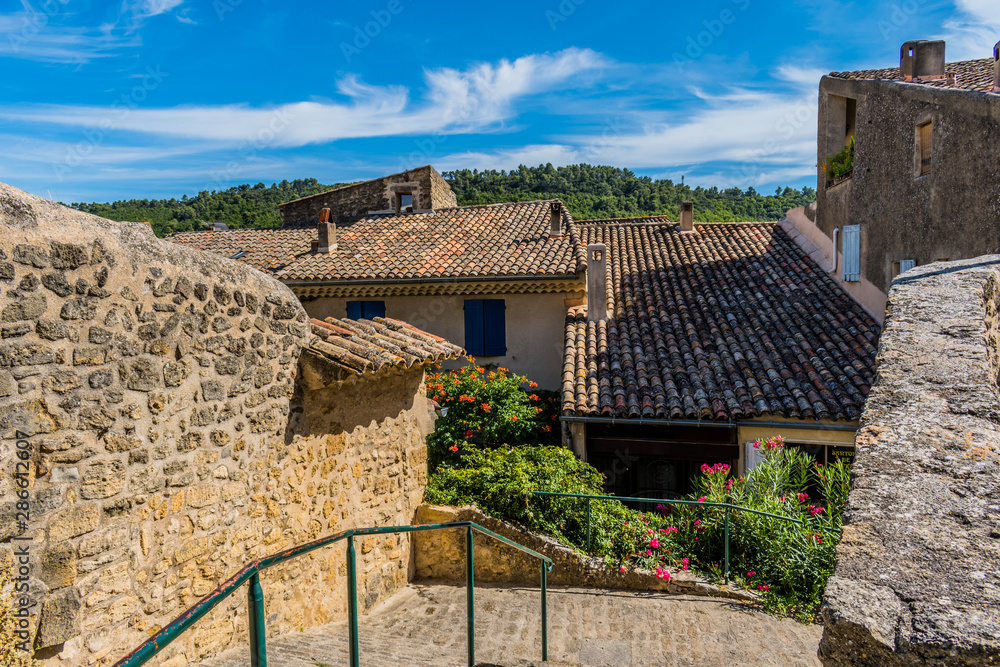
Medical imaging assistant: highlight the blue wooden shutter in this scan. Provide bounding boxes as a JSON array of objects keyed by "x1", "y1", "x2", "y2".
[
  {"x1": 899, "y1": 259, "x2": 916, "y2": 274},
  {"x1": 483, "y1": 299, "x2": 507, "y2": 356},
  {"x1": 464, "y1": 299, "x2": 485, "y2": 356},
  {"x1": 363, "y1": 301, "x2": 385, "y2": 319},
  {"x1": 842, "y1": 225, "x2": 861, "y2": 281},
  {"x1": 346, "y1": 301, "x2": 363, "y2": 319}
]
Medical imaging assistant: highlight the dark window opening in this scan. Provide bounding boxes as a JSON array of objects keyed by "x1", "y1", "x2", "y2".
[
  {"x1": 346, "y1": 301, "x2": 385, "y2": 320},
  {"x1": 396, "y1": 192, "x2": 413, "y2": 213},
  {"x1": 463, "y1": 299, "x2": 506, "y2": 357},
  {"x1": 916, "y1": 120, "x2": 933, "y2": 176}
]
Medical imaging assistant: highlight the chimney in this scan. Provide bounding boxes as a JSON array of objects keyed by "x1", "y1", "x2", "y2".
[
  {"x1": 317, "y1": 208, "x2": 337, "y2": 253},
  {"x1": 680, "y1": 201, "x2": 694, "y2": 232},
  {"x1": 586, "y1": 243, "x2": 607, "y2": 323},
  {"x1": 549, "y1": 202, "x2": 563, "y2": 238},
  {"x1": 993, "y1": 41, "x2": 1000, "y2": 92},
  {"x1": 900, "y1": 40, "x2": 946, "y2": 81}
]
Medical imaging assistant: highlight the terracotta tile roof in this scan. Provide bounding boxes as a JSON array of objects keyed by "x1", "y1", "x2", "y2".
[
  {"x1": 829, "y1": 58, "x2": 996, "y2": 93},
  {"x1": 169, "y1": 200, "x2": 585, "y2": 282},
  {"x1": 307, "y1": 317, "x2": 464, "y2": 375},
  {"x1": 563, "y1": 221, "x2": 880, "y2": 422}
]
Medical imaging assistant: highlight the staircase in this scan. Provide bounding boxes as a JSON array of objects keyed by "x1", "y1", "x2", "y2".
[{"x1": 203, "y1": 582, "x2": 822, "y2": 667}]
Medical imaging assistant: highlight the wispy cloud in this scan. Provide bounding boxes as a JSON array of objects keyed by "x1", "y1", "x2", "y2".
[
  {"x1": 437, "y1": 65, "x2": 821, "y2": 188},
  {"x1": 940, "y1": 0, "x2": 1000, "y2": 61},
  {"x1": 0, "y1": 0, "x2": 184, "y2": 64},
  {"x1": 0, "y1": 48, "x2": 609, "y2": 144}
]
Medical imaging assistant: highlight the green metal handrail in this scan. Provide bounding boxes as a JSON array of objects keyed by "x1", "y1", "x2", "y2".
[
  {"x1": 533, "y1": 491, "x2": 831, "y2": 584},
  {"x1": 112, "y1": 522, "x2": 554, "y2": 667}
]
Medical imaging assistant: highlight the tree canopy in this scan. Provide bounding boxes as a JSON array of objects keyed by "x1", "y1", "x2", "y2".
[{"x1": 71, "y1": 164, "x2": 816, "y2": 238}]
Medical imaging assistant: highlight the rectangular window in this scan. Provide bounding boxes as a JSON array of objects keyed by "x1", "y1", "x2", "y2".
[
  {"x1": 891, "y1": 259, "x2": 916, "y2": 279},
  {"x1": 396, "y1": 192, "x2": 413, "y2": 212},
  {"x1": 916, "y1": 120, "x2": 932, "y2": 176},
  {"x1": 345, "y1": 301, "x2": 385, "y2": 320},
  {"x1": 842, "y1": 224, "x2": 861, "y2": 282},
  {"x1": 464, "y1": 299, "x2": 506, "y2": 357}
]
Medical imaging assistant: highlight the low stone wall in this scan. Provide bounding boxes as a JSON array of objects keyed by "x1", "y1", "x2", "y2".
[
  {"x1": 0, "y1": 185, "x2": 434, "y2": 667},
  {"x1": 413, "y1": 504, "x2": 754, "y2": 601},
  {"x1": 819, "y1": 257, "x2": 1000, "y2": 665}
]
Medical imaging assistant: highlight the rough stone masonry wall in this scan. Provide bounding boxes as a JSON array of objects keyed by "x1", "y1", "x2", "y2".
[
  {"x1": 819, "y1": 256, "x2": 1000, "y2": 666},
  {"x1": 279, "y1": 165, "x2": 457, "y2": 227},
  {"x1": 0, "y1": 185, "x2": 433, "y2": 667}
]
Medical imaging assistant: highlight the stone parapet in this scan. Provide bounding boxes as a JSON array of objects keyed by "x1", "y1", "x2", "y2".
[{"x1": 819, "y1": 257, "x2": 1000, "y2": 665}]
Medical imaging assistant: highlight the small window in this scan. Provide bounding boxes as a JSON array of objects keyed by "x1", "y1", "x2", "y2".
[
  {"x1": 396, "y1": 192, "x2": 413, "y2": 213},
  {"x1": 464, "y1": 299, "x2": 506, "y2": 357},
  {"x1": 842, "y1": 224, "x2": 861, "y2": 282},
  {"x1": 345, "y1": 301, "x2": 385, "y2": 320},
  {"x1": 892, "y1": 259, "x2": 916, "y2": 278},
  {"x1": 916, "y1": 120, "x2": 932, "y2": 176}
]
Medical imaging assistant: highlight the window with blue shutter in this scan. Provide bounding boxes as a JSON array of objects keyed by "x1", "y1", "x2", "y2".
[
  {"x1": 464, "y1": 299, "x2": 506, "y2": 357},
  {"x1": 842, "y1": 225, "x2": 861, "y2": 282},
  {"x1": 345, "y1": 301, "x2": 385, "y2": 320},
  {"x1": 899, "y1": 259, "x2": 916, "y2": 273}
]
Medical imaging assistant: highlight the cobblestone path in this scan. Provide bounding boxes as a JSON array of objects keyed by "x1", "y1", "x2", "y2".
[{"x1": 205, "y1": 583, "x2": 822, "y2": 667}]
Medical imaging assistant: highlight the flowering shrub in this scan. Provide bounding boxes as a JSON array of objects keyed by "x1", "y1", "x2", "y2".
[{"x1": 424, "y1": 358, "x2": 559, "y2": 471}]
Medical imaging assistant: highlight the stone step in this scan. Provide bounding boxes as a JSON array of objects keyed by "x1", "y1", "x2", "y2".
[{"x1": 203, "y1": 582, "x2": 822, "y2": 667}]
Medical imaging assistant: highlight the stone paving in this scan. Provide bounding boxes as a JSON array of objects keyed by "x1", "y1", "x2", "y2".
[{"x1": 204, "y1": 582, "x2": 823, "y2": 667}]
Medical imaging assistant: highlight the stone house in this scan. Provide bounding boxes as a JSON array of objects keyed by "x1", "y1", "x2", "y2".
[
  {"x1": 170, "y1": 166, "x2": 587, "y2": 390},
  {"x1": 784, "y1": 39, "x2": 1000, "y2": 322},
  {"x1": 562, "y1": 215, "x2": 879, "y2": 496},
  {"x1": 0, "y1": 181, "x2": 464, "y2": 666}
]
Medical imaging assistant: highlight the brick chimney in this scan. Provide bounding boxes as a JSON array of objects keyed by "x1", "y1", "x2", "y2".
[
  {"x1": 317, "y1": 208, "x2": 337, "y2": 253},
  {"x1": 993, "y1": 41, "x2": 1000, "y2": 92},
  {"x1": 586, "y1": 243, "x2": 607, "y2": 322},
  {"x1": 549, "y1": 202, "x2": 563, "y2": 238},
  {"x1": 680, "y1": 201, "x2": 694, "y2": 232},
  {"x1": 900, "y1": 40, "x2": 946, "y2": 81}
]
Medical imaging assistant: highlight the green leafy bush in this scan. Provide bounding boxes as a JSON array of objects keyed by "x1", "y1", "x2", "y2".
[
  {"x1": 424, "y1": 360, "x2": 559, "y2": 471},
  {"x1": 822, "y1": 137, "x2": 855, "y2": 183}
]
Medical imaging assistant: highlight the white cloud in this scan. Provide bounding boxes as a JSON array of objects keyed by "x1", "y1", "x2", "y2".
[
  {"x1": 434, "y1": 68, "x2": 821, "y2": 189},
  {"x1": 940, "y1": 0, "x2": 1000, "y2": 61},
  {"x1": 0, "y1": 48, "x2": 609, "y2": 146},
  {"x1": 0, "y1": 10, "x2": 138, "y2": 63}
]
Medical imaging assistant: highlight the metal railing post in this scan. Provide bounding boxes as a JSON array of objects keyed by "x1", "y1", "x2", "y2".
[
  {"x1": 540, "y1": 563, "x2": 548, "y2": 662},
  {"x1": 347, "y1": 534, "x2": 360, "y2": 667},
  {"x1": 247, "y1": 572, "x2": 267, "y2": 667},
  {"x1": 586, "y1": 497, "x2": 592, "y2": 553},
  {"x1": 466, "y1": 525, "x2": 475, "y2": 667},
  {"x1": 724, "y1": 507, "x2": 730, "y2": 585}
]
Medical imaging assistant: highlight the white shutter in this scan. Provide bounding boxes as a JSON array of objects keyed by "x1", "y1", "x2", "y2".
[
  {"x1": 745, "y1": 441, "x2": 764, "y2": 474},
  {"x1": 842, "y1": 224, "x2": 861, "y2": 282},
  {"x1": 899, "y1": 259, "x2": 916, "y2": 273}
]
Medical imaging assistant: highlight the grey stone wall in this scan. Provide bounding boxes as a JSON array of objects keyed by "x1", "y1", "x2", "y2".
[
  {"x1": 0, "y1": 184, "x2": 434, "y2": 667},
  {"x1": 815, "y1": 77, "x2": 1000, "y2": 293},
  {"x1": 819, "y1": 256, "x2": 1000, "y2": 665},
  {"x1": 279, "y1": 165, "x2": 457, "y2": 227}
]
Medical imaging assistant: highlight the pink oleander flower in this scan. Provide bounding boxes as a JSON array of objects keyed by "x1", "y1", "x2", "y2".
[
  {"x1": 757, "y1": 584, "x2": 770, "y2": 592},
  {"x1": 697, "y1": 496, "x2": 707, "y2": 503},
  {"x1": 682, "y1": 557, "x2": 689, "y2": 571},
  {"x1": 646, "y1": 550, "x2": 652, "y2": 556},
  {"x1": 620, "y1": 566, "x2": 627, "y2": 572},
  {"x1": 649, "y1": 538, "x2": 660, "y2": 549},
  {"x1": 796, "y1": 492, "x2": 809, "y2": 502},
  {"x1": 655, "y1": 567, "x2": 671, "y2": 580},
  {"x1": 693, "y1": 519, "x2": 701, "y2": 526}
]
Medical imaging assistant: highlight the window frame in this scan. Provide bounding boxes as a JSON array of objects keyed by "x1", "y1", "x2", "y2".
[
  {"x1": 463, "y1": 298, "x2": 506, "y2": 357},
  {"x1": 345, "y1": 300, "x2": 386, "y2": 320}
]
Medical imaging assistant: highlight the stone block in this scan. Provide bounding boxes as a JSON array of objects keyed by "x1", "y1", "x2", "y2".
[
  {"x1": 39, "y1": 542, "x2": 77, "y2": 589},
  {"x1": 186, "y1": 484, "x2": 220, "y2": 509},
  {"x1": 37, "y1": 586, "x2": 81, "y2": 648},
  {"x1": 80, "y1": 460, "x2": 126, "y2": 499},
  {"x1": 0, "y1": 398, "x2": 57, "y2": 438},
  {"x1": 48, "y1": 504, "x2": 101, "y2": 541}
]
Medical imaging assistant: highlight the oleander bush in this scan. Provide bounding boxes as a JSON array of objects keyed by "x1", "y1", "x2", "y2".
[{"x1": 424, "y1": 362, "x2": 850, "y2": 621}]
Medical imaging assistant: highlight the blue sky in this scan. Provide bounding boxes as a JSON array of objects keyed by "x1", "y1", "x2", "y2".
[{"x1": 1, "y1": 0, "x2": 997, "y2": 204}]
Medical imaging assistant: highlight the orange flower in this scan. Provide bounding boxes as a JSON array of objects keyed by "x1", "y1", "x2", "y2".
[{"x1": 481, "y1": 403, "x2": 491, "y2": 412}]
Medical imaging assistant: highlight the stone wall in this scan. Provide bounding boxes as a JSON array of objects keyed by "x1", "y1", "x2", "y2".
[
  {"x1": 819, "y1": 256, "x2": 1000, "y2": 665},
  {"x1": 413, "y1": 504, "x2": 754, "y2": 601},
  {"x1": 279, "y1": 165, "x2": 457, "y2": 227},
  {"x1": 814, "y1": 76, "x2": 1000, "y2": 295},
  {"x1": 0, "y1": 184, "x2": 434, "y2": 667}
]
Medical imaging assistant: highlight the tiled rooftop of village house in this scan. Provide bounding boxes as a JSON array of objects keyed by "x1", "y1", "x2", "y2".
[
  {"x1": 563, "y1": 219, "x2": 881, "y2": 422},
  {"x1": 829, "y1": 57, "x2": 996, "y2": 93},
  {"x1": 168, "y1": 199, "x2": 586, "y2": 281},
  {"x1": 307, "y1": 317, "x2": 465, "y2": 376}
]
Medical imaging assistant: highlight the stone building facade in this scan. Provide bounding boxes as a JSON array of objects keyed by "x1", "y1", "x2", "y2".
[
  {"x1": 278, "y1": 165, "x2": 457, "y2": 227},
  {"x1": 785, "y1": 39, "x2": 1000, "y2": 321},
  {"x1": 0, "y1": 183, "x2": 463, "y2": 667}
]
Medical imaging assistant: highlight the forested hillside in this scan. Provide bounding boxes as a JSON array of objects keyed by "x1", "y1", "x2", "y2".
[
  {"x1": 72, "y1": 179, "x2": 341, "y2": 238},
  {"x1": 444, "y1": 164, "x2": 815, "y2": 221},
  {"x1": 71, "y1": 164, "x2": 815, "y2": 237}
]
